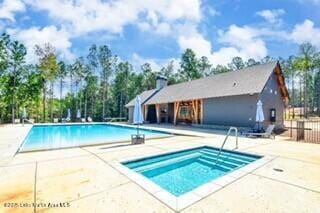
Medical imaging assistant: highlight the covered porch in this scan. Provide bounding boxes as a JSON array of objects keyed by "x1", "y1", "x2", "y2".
[{"x1": 143, "y1": 99, "x2": 204, "y2": 125}]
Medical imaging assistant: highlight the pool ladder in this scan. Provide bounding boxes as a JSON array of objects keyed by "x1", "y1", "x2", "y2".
[{"x1": 214, "y1": 127, "x2": 238, "y2": 165}]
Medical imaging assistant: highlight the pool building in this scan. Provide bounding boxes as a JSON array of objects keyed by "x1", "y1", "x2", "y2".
[{"x1": 126, "y1": 62, "x2": 289, "y2": 129}]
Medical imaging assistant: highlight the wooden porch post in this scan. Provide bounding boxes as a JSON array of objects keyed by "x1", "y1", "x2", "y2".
[
  {"x1": 144, "y1": 105, "x2": 148, "y2": 121},
  {"x1": 195, "y1": 100, "x2": 199, "y2": 124},
  {"x1": 156, "y1": 104, "x2": 160, "y2": 124},
  {"x1": 200, "y1": 99, "x2": 203, "y2": 125},
  {"x1": 191, "y1": 100, "x2": 196, "y2": 124},
  {"x1": 192, "y1": 100, "x2": 199, "y2": 124},
  {"x1": 173, "y1": 102, "x2": 180, "y2": 125},
  {"x1": 191, "y1": 101, "x2": 195, "y2": 123}
]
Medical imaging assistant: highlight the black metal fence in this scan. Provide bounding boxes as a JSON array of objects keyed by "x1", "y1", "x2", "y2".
[{"x1": 284, "y1": 120, "x2": 320, "y2": 143}]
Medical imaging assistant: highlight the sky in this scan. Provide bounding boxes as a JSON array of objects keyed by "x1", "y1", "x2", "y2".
[{"x1": 1, "y1": 0, "x2": 320, "y2": 70}]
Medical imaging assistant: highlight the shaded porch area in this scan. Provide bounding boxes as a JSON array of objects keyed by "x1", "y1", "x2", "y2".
[{"x1": 144, "y1": 99, "x2": 203, "y2": 125}]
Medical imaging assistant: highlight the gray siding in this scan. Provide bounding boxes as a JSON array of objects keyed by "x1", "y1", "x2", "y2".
[
  {"x1": 203, "y1": 94, "x2": 259, "y2": 127},
  {"x1": 202, "y1": 72, "x2": 285, "y2": 128},
  {"x1": 260, "y1": 73, "x2": 285, "y2": 128}
]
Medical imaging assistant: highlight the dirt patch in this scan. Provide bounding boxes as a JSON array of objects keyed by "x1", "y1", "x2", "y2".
[{"x1": 0, "y1": 188, "x2": 33, "y2": 203}]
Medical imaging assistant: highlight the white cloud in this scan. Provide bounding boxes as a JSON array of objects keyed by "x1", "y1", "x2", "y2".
[
  {"x1": 0, "y1": 0, "x2": 25, "y2": 22},
  {"x1": 8, "y1": 26, "x2": 74, "y2": 62},
  {"x1": 137, "y1": 22, "x2": 152, "y2": 32},
  {"x1": 138, "y1": 19, "x2": 172, "y2": 36},
  {"x1": 154, "y1": 0, "x2": 201, "y2": 22},
  {"x1": 26, "y1": 0, "x2": 202, "y2": 36},
  {"x1": 154, "y1": 23, "x2": 172, "y2": 35},
  {"x1": 132, "y1": 53, "x2": 163, "y2": 71},
  {"x1": 207, "y1": 7, "x2": 220, "y2": 17},
  {"x1": 290, "y1": 19, "x2": 320, "y2": 47},
  {"x1": 256, "y1": 9, "x2": 285, "y2": 24},
  {"x1": 6, "y1": 0, "x2": 313, "y2": 68},
  {"x1": 131, "y1": 53, "x2": 180, "y2": 73},
  {"x1": 25, "y1": 0, "x2": 138, "y2": 35},
  {"x1": 218, "y1": 25, "x2": 267, "y2": 59},
  {"x1": 4, "y1": 0, "x2": 201, "y2": 65},
  {"x1": 178, "y1": 33, "x2": 212, "y2": 57},
  {"x1": 177, "y1": 24, "x2": 268, "y2": 66}
]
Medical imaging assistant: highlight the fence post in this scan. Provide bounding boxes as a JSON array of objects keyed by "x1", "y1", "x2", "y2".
[
  {"x1": 297, "y1": 121, "x2": 305, "y2": 141},
  {"x1": 290, "y1": 120, "x2": 292, "y2": 138}
]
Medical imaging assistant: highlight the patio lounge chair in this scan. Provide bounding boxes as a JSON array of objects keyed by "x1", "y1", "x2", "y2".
[
  {"x1": 14, "y1": 119, "x2": 20, "y2": 124},
  {"x1": 81, "y1": 118, "x2": 86, "y2": 122},
  {"x1": 53, "y1": 118, "x2": 59, "y2": 123},
  {"x1": 246, "y1": 124, "x2": 275, "y2": 139},
  {"x1": 87, "y1": 117, "x2": 92, "y2": 122}
]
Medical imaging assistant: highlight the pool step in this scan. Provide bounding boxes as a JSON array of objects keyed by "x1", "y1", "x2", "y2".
[
  {"x1": 199, "y1": 150, "x2": 252, "y2": 165},
  {"x1": 199, "y1": 155, "x2": 238, "y2": 169},
  {"x1": 134, "y1": 152, "x2": 201, "y2": 173},
  {"x1": 198, "y1": 158, "x2": 232, "y2": 172},
  {"x1": 200, "y1": 152, "x2": 248, "y2": 166},
  {"x1": 201, "y1": 148, "x2": 257, "y2": 162},
  {"x1": 127, "y1": 149, "x2": 201, "y2": 169},
  {"x1": 200, "y1": 149, "x2": 256, "y2": 163}
]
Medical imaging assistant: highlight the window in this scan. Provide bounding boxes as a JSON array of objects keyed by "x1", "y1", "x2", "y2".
[{"x1": 180, "y1": 106, "x2": 191, "y2": 119}]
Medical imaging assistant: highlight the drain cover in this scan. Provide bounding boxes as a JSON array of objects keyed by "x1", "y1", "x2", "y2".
[{"x1": 273, "y1": 168, "x2": 284, "y2": 172}]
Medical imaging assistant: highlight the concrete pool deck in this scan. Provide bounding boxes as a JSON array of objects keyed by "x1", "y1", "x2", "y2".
[
  {"x1": 0, "y1": 124, "x2": 32, "y2": 165},
  {"x1": 0, "y1": 124, "x2": 320, "y2": 212}
]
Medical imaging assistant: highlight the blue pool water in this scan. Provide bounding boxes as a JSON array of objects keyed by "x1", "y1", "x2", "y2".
[
  {"x1": 20, "y1": 124, "x2": 170, "y2": 152},
  {"x1": 124, "y1": 146, "x2": 261, "y2": 196}
]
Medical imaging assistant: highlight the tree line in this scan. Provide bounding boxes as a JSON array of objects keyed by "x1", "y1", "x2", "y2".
[
  {"x1": 0, "y1": 33, "x2": 319, "y2": 123},
  {"x1": 281, "y1": 44, "x2": 320, "y2": 119}
]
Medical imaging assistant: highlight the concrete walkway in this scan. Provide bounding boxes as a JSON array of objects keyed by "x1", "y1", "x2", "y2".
[
  {"x1": 0, "y1": 125, "x2": 319, "y2": 212},
  {"x1": 0, "y1": 124, "x2": 32, "y2": 166}
]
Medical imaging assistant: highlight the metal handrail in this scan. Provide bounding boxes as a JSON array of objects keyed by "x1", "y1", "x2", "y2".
[{"x1": 214, "y1": 126, "x2": 238, "y2": 165}]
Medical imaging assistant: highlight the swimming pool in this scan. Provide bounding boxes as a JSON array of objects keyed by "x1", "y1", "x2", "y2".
[
  {"x1": 20, "y1": 124, "x2": 171, "y2": 152},
  {"x1": 123, "y1": 146, "x2": 261, "y2": 196}
]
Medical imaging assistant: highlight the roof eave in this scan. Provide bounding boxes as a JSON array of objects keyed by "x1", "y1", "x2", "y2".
[{"x1": 145, "y1": 92, "x2": 261, "y2": 105}]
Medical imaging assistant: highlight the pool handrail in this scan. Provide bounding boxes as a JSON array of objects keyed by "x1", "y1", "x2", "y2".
[{"x1": 214, "y1": 126, "x2": 238, "y2": 165}]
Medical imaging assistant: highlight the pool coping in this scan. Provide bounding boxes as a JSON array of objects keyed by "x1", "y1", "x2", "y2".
[
  {"x1": 19, "y1": 135, "x2": 173, "y2": 153},
  {"x1": 110, "y1": 144, "x2": 275, "y2": 211},
  {"x1": 17, "y1": 122, "x2": 177, "y2": 153}
]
